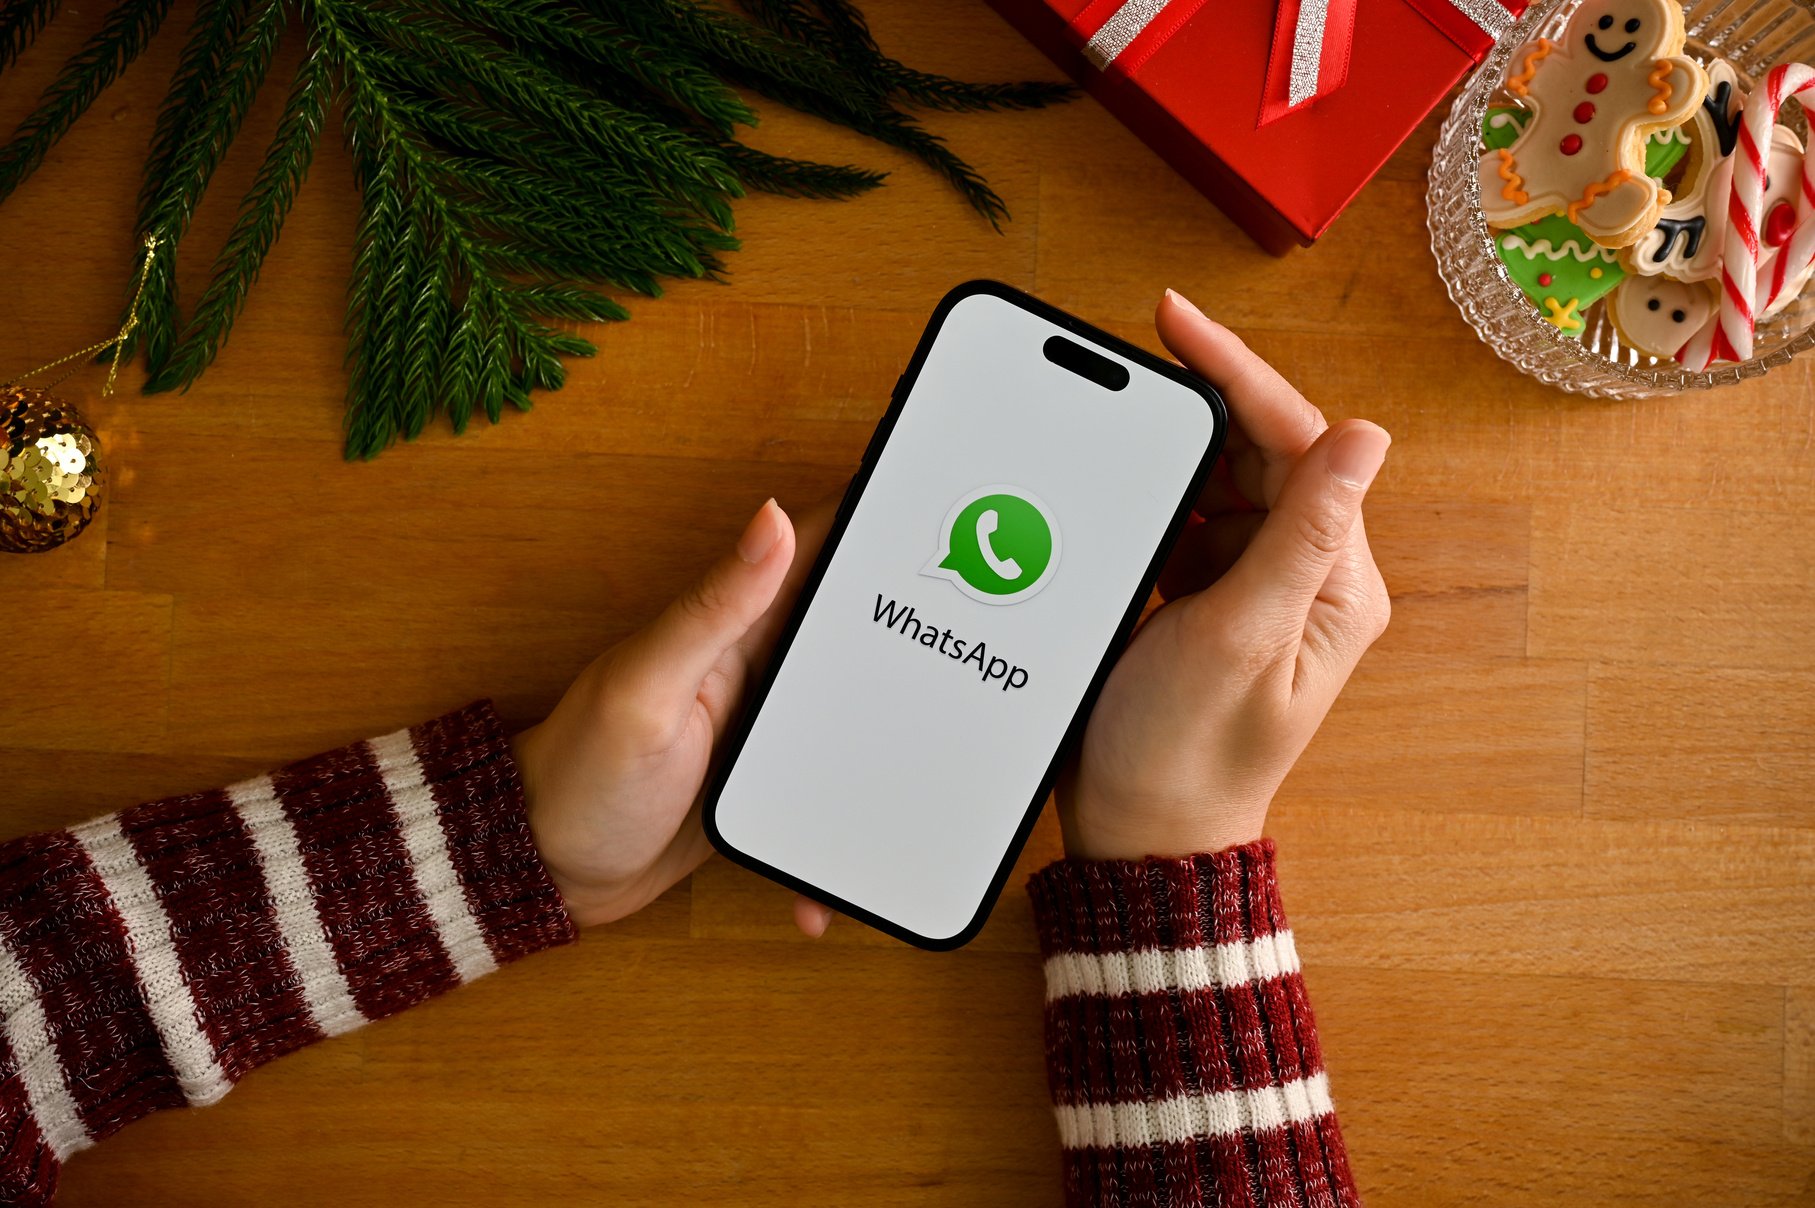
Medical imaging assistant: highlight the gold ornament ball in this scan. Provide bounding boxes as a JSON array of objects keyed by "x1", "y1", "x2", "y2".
[{"x1": 1, "y1": 385, "x2": 104, "y2": 555}]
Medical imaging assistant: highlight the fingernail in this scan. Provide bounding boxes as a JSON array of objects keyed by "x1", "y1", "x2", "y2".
[
  {"x1": 737, "y1": 499, "x2": 781, "y2": 563},
  {"x1": 1164, "y1": 288, "x2": 1207, "y2": 320},
  {"x1": 1328, "y1": 425, "x2": 1390, "y2": 488}
]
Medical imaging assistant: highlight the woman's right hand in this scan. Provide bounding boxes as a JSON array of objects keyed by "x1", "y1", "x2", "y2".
[{"x1": 1055, "y1": 290, "x2": 1393, "y2": 861}]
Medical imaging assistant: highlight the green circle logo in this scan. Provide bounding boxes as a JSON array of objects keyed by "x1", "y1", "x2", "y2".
[{"x1": 922, "y1": 485, "x2": 1060, "y2": 605}]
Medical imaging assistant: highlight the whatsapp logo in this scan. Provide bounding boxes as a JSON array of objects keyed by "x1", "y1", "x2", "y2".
[{"x1": 922, "y1": 485, "x2": 1060, "y2": 605}]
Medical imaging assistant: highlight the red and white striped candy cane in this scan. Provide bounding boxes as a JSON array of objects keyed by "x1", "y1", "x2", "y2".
[
  {"x1": 1680, "y1": 125, "x2": 1815, "y2": 367},
  {"x1": 1682, "y1": 62, "x2": 1815, "y2": 370},
  {"x1": 1759, "y1": 125, "x2": 1815, "y2": 316}
]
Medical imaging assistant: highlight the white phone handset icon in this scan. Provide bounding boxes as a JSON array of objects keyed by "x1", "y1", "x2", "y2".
[{"x1": 975, "y1": 509, "x2": 1023, "y2": 582}]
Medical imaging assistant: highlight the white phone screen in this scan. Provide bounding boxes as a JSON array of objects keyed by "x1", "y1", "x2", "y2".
[{"x1": 710, "y1": 290, "x2": 1220, "y2": 945}]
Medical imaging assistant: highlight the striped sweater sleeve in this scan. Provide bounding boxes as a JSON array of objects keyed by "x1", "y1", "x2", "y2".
[
  {"x1": 0, "y1": 700, "x2": 576, "y2": 1206},
  {"x1": 1026, "y1": 838, "x2": 1359, "y2": 1207}
]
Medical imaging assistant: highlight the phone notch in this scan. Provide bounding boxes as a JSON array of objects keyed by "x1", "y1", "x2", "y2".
[{"x1": 1042, "y1": 335, "x2": 1129, "y2": 392}]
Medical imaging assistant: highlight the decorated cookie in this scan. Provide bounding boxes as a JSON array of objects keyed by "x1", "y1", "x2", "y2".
[
  {"x1": 1484, "y1": 104, "x2": 1689, "y2": 179},
  {"x1": 1478, "y1": 0, "x2": 1708, "y2": 247},
  {"x1": 1495, "y1": 212, "x2": 1626, "y2": 336},
  {"x1": 1628, "y1": 61, "x2": 1744, "y2": 279},
  {"x1": 1608, "y1": 274, "x2": 1718, "y2": 357}
]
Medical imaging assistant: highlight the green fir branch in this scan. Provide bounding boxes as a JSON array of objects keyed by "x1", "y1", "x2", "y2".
[
  {"x1": 129, "y1": 0, "x2": 285, "y2": 374},
  {"x1": 719, "y1": 142, "x2": 885, "y2": 199},
  {"x1": 0, "y1": 0, "x2": 63, "y2": 74},
  {"x1": 0, "y1": 0, "x2": 1071, "y2": 455},
  {"x1": 148, "y1": 38, "x2": 332, "y2": 392},
  {"x1": 0, "y1": 0, "x2": 175, "y2": 203},
  {"x1": 442, "y1": 0, "x2": 754, "y2": 137}
]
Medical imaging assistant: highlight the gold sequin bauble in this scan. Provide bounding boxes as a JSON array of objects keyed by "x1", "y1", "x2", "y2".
[{"x1": 0, "y1": 385, "x2": 103, "y2": 555}]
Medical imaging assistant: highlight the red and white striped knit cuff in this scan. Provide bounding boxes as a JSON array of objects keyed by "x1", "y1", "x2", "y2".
[
  {"x1": 0, "y1": 701, "x2": 575, "y2": 1205},
  {"x1": 1026, "y1": 838, "x2": 1359, "y2": 1208}
]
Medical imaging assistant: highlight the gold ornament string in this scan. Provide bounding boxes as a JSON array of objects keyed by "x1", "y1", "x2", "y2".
[{"x1": 3, "y1": 233, "x2": 163, "y2": 396}]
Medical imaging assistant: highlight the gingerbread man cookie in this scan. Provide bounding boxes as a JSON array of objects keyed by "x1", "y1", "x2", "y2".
[
  {"x1": 1478, "y1": 0, "x2": 1708, "y2": 248},
  {"x1": 1607, "y1": 274, "x2": 1718, "y2": 358}
]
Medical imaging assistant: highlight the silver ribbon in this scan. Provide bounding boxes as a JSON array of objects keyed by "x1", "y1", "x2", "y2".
[
  {"x1": 1287, "y1": 0, "x2": 1333, "y2": 107},
  {"x1": 1081, "y1": 0, "x2": 1174, "y2": 69},
  {"x1": 1082, "y1": 0, "x2": 1514, "y2": 106}
]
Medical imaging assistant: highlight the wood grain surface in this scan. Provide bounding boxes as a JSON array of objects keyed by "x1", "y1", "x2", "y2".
[{"x1": 3, "y1": 2, "x2": 1813, "y2": 1203}]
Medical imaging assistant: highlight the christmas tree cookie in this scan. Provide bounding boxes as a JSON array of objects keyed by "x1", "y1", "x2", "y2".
[{"x1": 1493, "y1": 213, "x2": 1625, "y2": 336}]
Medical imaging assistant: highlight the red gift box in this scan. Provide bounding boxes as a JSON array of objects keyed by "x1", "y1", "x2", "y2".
[{"x1": 986, "y1": 0, "x2": 1528, "y2": 253}]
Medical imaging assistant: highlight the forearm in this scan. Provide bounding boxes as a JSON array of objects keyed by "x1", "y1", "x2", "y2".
[
  {"x1": 0, "y1": 701, "x2": 575, "y2": 1205},
  {"x1": 1027, "y1": 838, "x2": 1357, "y2": 1207}
]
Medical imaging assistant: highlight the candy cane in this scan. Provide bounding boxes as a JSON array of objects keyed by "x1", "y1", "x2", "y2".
[
  {"x1": 1760, "y1": 131, "x2": 1815, "y2": 316},
  {"x1": 1680, "y1": 106, "x2": 1815, "y2": 369},
  {"x1": 1682, "y1": 62, "x2": 1815, "y2": 369}
]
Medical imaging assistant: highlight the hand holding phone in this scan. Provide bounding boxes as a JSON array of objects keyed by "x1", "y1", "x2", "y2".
[
  {"x1": 1057, "y1": 291, "x2": 1392, "y2": 862},
  {"x1": 510, "y1": 289, "x2": 1389, "y2": 945},
  {"x1": 707, "y1": 282, "x2": 1231, "y2": 948}
]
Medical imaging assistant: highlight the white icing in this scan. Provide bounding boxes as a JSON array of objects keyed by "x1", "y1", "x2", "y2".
[
  {"x1": 1488, "y1": 111, "x2": 1525, "y2": 130},
  {"x1": 1500, "y1": 234, "x2": 1620, "y2": 264}
]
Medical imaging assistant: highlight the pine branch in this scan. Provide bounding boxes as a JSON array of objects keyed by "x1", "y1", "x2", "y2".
[
  {"x1": 0, "y1": 0, "x2": 63, "y2": 73},
  {"x1": 0, "y1": 0, "x2": 1072, "y2": 454},
  {"x1": 720, "y1": 141, "x2": 885, "y2": 199},
  {"x1": 0, "y1": 0, "x2": 174, "y2": 203},
  {"x1": 440, "y1": 0, "x2": 755, "y2": 137},
  {"x1": 129, "y1": 0, "x2": 285, "y2": 375},
  {"x1": 138, "y1": 0, "x2": 247, "y2": 221},
  {"x1": 147, "y1": 37, "x2": 331, "y2": 393},
  {"x1": 344, "y1": 5, "x2": 743, "y2": 204}
]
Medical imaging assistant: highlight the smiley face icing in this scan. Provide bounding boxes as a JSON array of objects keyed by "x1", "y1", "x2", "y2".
[
  {"x1": 1608, "y1": 274, "x2": 1718, "y2": 358},
  {"x1": 1478, "y1": 0, "x2": 1708, "y2": 248}
]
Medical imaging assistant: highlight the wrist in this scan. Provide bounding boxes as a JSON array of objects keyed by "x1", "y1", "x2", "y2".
[
  {"x1": 1059, "y1": 791, "x2": 1267, "y2": 861},
  {"x1": 508, "y1": 724, "x2": 578, "y2": 925}
]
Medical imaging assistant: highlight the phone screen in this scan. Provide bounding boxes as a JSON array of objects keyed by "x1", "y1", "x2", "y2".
[{"x1": 708, "y1": 286, "x2": 1222, "y2": 946}]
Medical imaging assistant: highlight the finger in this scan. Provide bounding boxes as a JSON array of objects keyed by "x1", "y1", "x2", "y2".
[
  {"x1": 733, "y1": 483, "x2": 842, "y2": 667},
  {"x1": 613, "y1": 499, "x2": 795, "y2": 717},
  {"x1": 1299, "y1": 513, "x2": 1392, "y2": 686},
  {"x1": 1213, "y1": 419, "x2": 1390, "y2": 629},
  {"x1": 794, "y1": 895, "x2": 834, "y2": 937},
  {"x1": 1155, "y1": 289, "x2": 1327, "y2": 509}
]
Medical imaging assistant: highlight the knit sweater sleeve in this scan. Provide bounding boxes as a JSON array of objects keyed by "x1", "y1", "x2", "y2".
[
  {"x1": 1026, "y1": 838, "x2": 1359, "y2": 1207},
  {"x1": 0, "y1": 700, "x2": 577, "y2": 1206}
]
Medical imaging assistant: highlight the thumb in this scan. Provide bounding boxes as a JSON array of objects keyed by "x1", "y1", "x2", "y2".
[
  {"x1": 1219, "y1": 420, "x2": 1389, "y2": 627},
  {"x1": 615, "y1": 499, "x2": 795, "y2": 711}
]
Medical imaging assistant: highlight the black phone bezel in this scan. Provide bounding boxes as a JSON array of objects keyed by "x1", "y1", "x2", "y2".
[{"x1": 701, "y1": 279, "x2": 1229, "y2": 950}]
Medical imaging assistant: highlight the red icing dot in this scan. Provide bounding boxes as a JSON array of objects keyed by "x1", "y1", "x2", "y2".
[
  {"x1": 1573, "y1": 101, "x2": 1596, "y2": 124},
  {"x1": 1560, "y1": 134, "x2": 1584, "y2": 156},
  {"x1": 1586, "y1": 72, "x2": 1608, "y2": 93},
  {"x1": 1538, "y1": 272, "x2": 1554, "y2": 286},
  {"x1": 1766, "y1": 201, "x2": 1797, "y2": 247}
]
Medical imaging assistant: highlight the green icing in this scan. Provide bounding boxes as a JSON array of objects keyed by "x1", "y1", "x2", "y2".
[
  {"x1": 1482, "y1": 106, "x2": 1528, "y2": 152},
  {"x1": 1493, "y1": 213, "x2": 1626, "y2": 339},
  {"x1": 1645, "y1": 125, "x2": 1689, "y2": 179},
  {"x1": 1482, "y1": 106, "x2": 1689, "y2": 180}
]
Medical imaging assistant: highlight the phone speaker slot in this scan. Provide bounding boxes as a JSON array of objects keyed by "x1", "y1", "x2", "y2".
[{"x1": 1041, "y1": 336, "x2": 1129, "y2": 392}]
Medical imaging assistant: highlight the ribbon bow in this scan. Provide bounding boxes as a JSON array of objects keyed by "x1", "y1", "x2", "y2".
[{"x1": 1072, "y1": 0, "x2": 1521, "y2": 125}]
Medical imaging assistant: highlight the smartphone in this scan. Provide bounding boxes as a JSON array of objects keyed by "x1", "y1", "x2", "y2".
[{"x1": 703, "y1": 281, "x2": 1227, "y2": 949}]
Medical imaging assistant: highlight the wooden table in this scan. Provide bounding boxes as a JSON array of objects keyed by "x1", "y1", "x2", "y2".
[{"x1": 2, "y1": 2, "x2": 1811, "y2": 1202}]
